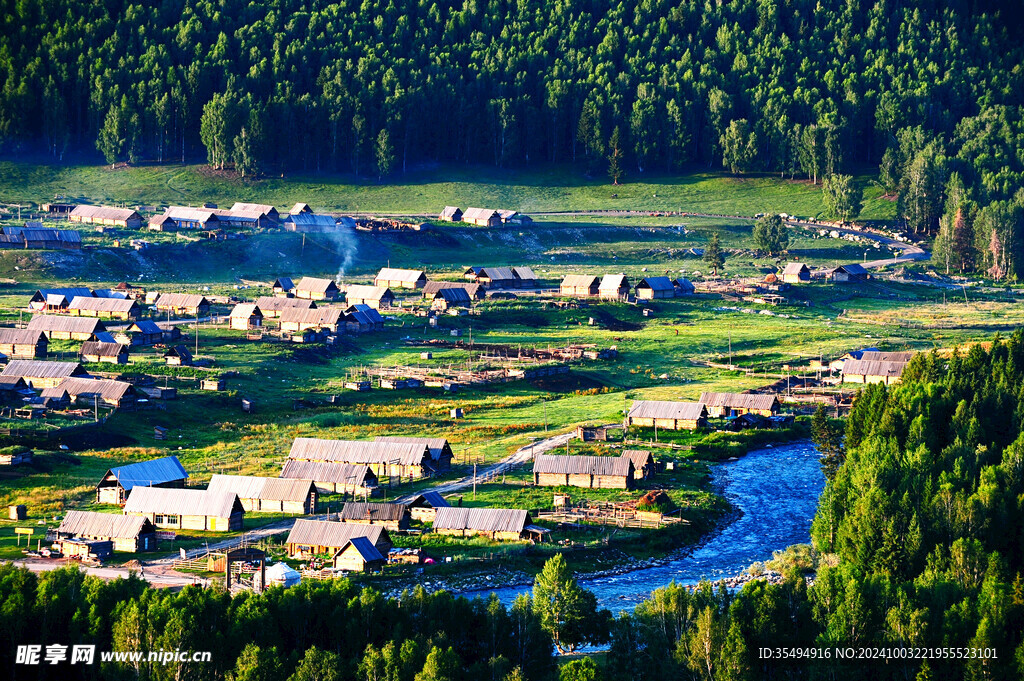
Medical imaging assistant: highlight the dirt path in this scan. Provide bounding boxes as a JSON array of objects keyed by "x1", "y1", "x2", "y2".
[{"x1": 3, "y1": 558, "x2": 207, "y2": 588}]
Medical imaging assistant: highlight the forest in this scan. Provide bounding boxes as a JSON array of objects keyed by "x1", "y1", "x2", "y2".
[{"x1": 1, "y1": 1, "x2": 1024, "y2": 276}]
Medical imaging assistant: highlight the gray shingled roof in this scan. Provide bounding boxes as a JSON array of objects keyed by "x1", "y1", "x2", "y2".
[
  {"x1": 0, "y1": 328, "x2": 45, "y2": 345},
  {"x1": 533, "y1": 454, "x2": 632, "y2": 477},
  {"x1": 339, "y1": 502, "x2": 408, "y2": 522},
  {"x1": 286, "y1": 519, "x2": 386, "y2": 548},
  {"x1": 295, "y1": 277, "x2": 339, "y2": 295},
  {"x1": 373, "y1": 437, "x2": 449, "y2": 461},
  {"x1": 628, "y1": 400, "x2": 707, "y2": 421},
  {"x1": 280, "y1": 460, "x2": 375, "y2": 486},
  {"x1": 375, "y1": 268, "x2": 425, "y2": 283},
  {"x1": 80, "y1": 341, "x2": 126, "y2": 358},
  {"x1": 433, "y1": 507, "x2": 530, "y2": 533},
  {"x1": 2, "y1": 360, "x2": 85, "y2": 380},
  {"x1": 288, "y1": 438, "x2": 428, "y2": 466},
  {"x1": 422, "y1": 281, "x2": 481, "y2": 298},
  {"x1": 560, "y1": 274, "x2": 600, "y2": 289},
  {"x1": 70, "y1": 205, "x2": 140, "y2": 221},
  {"x1": 345, "y1": 285, "x2": 391, "y2": 301},
  {"x1": 57, "y1": 510, "x2": 151, "y2": 540},
  {"x1": 699, "y1": 392, "x2": 779, "y2": 412},
  {"x1": 207, "y1": 474, "x2": 315, "y2": 503},
  {"x1": 123, "y1": 487, "x2": 240, "y2": 518},
  {"x1": 229, "y1": 303, "x2": 262, "y2": 319},
  {"x1": 599, "y1": 274, "x2": 629, "y2": 291},
  {"x1": 842, "y1": 359, "x2": 908, "y2": 378},
  {"x1": 279, "y1": 307, "x2": 343, "y2": 326},
  {"x1": 858, "y1": 351, "x2": 916, "y2": 363},
  {"x1": 69, "y1": 296, "x2": 137, "y2": 313},
  {"x1": 154, "y1": 293, "x2": 209, "y2": 309},
  {"x1": 27, "y1": 315, "x2": 104, "y2": 334},
  {"x1": 254, "y1": 296, "x2": 316, "y2": 313}
]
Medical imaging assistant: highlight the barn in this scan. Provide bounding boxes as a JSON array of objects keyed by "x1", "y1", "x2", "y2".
[
  {"x1": 343, "y1": 305, "x2": 385, "y2": 332},
  {"x1": 294, "y1": 277, "x2": 340, "y2": 301},
  {"x1": 279, "y1": 307, "x2": 342, "y2": 334},
  {"x1": 559, "y1": 275, "x2": 600, "y2": 297},
  {"x1": 406, "y1": 491, "x2": 450, "y2": 522},
  {"x1": 123, "y1": 487, "x2": 244, "y2": 532},
  {"x1": 621, "y1": 450, "x2": 656, "y2": 480},
  {"x1": 626, "y1": 400, "x2": 708, "y2": 430},
  {"x1": 230, "y1": 202, "x2": 281, "y2": 223},
  {"x1": 157, "y1": 207, "x2": 220, "y2": 230},
  {"x1": 288, "y1": 438, "x2": 432, "y2": 480},
  {"x1": 433, "y1": 507, "x2": 545, "y2": 541},
  {"x1": 464, "y1": 266, "x2": 514, "y2": 288},
  {"x1": 338, "y1": 502, "x2": 411, "y2": 532},
  {"x1": 58, "y1": 377, "x2": 137, "y2": 409},
  {"x1": 826, "y1": 263, "x2": 868, "y2": 283},
  {"x1": 635, "y1": 277, "x2": 676, "y2": 299},
  {"x1": 599, "y1": 274, "x2": 631, "y2": 300},
  {"x1": 0, "y1": 329, "x2": 47, "y2": 359},
  {"x1": 68, "y1": 205, "x2": 143, "y2": 229},
  {"x1": 229, "y1": 303, "x2": 263, "y2": 331},
  {"x1": 285, "y1": 519, "x2": 393, "y2": 559},
  {"x1": 67, "y1": 296, "x2": 140, "y2": 320},
  {"x1": 781, "y1": 263, "x2": 811, "y2": 283},
  {"x1": 283, "y1": 213, "x2": 338, "y2": 232},
  {"x1": 117, "y1": 320, "x2": 163, "y2": 346},
  {"x1": 207, "y1": 474, "x2": 317, "y2": 514},
  {"x1": 422, "y1": 281, "x2": 484, "y2": 300},
  {"x1": 55, "y1": 511, "x2": 157, "y2": 553},
  {"x1": 96, "y1": 455, "x2": 189, "y2": 505},
  {"x1": 1, "y1": 360, "x2": 87, "y2": 389},
  {"x1": 699, "y1": 392, "x2": 780, "y2": 418},
  {"x1": 533, "y1": 454, "x2": 634, "y2": 489},
  {"x1": 80, "y1": 341, "x2": 128, "y2": 364},
  {"x1": 841, "y1": 358, "x2": 908, "y2": 385},
  {"x1": 27, "y1": 315, "x2": 105, "y2": 340},
  {"x1": 462, "y1": 208, "x2": 502, "y2": 227},
  {"x1": 439, "y1": 206, "x2": 463, "y2": 222},
  {"x1": 345, "y1": 285, "x2": 394, "y2": 309},
  {"x1": 430, "y1": 287, "x2": 472, "y2": 311},
  {"x1": 153, "y1": 293, "x2": 210, "y2": 317},
  {"x1": 254, "y1": 296, "x2": 316, "y2": 318},
  {"x1": 374, "y1": 268, "x2": 427, "y2": 289},
  {"x1": 279, "y1": 460, "x2": 378, "y2": 495},
  {"x1": 373, "y1": 436, "x2": 454, "y2": 472}
]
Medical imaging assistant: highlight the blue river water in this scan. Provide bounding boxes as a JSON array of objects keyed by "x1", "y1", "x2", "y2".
[{"x1": 466, "y1": 441, "x2": 825, "y2": 613}]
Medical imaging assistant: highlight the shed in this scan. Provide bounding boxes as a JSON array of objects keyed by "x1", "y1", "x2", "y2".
[
  {"x1": 291, "y1": 203, "x2": 313, "y2": 215},
  {"x1": 338, "y1": 502, "x2": 411, "y2": 532},
  {"x1": 288, "y1": 437, "x2": 431, "y2": 479},
  {"x1": 374, "y1": 268, "x2": 427, "y2": 289},
  {"x1": 153, "y1": 293, "x2": 210, "y2": 317},
  {"x1": 599, "y1": 274, "x2": 631, "y2": 300},
  {"x1": 123, "y1": 487, "x2": 244, "y2": 532},
  {"x1": 28, "y1": 287, "x2": 95, "y2": 312},
  {"x1": 0, "y1": 328, "x2": 48, "y2": 359},
  {"x1": 405, "y1": 491, "x2": 451, "y2": 522},
  {"x1": 559, "y1": 275, "x2": 600, "y2": 297},
  {"x1": 96, "y1": 455, "x2": 189, "y2": 505},
  {"x1": 781, "y1": 263, "x2": 811, "y2": 284},
  {"x1": 55, "y1": 538, "x2": 112, "y2": 562},
  {"x1": 343, "y1": 304, "x2": 385, "y2": 333},
  {"x1": 439, "y1": 206, "x2": 463, "y2": 222},
  {"x1": 462, "y1": 208, "x2": 502, "y2": 227},
  {"x1": 699, "y1": 392, "x2": 780, "y2": 418},
  {"x1": 27, "y1": 315, "x2": 104, "y2": 340},
  {"x1": 279, "y1": 460, "x2": 378, "y2": 495},
  {"x1": 532, "y1": 454, "x2": 634, "y2": 489},
  {"x1": 826, "y1": 263, "x2": 868, "y2": 283},
  {"x1": 207, "y1": 474, "x2": 317, "y2": 514},
  {"x1": 230, "y1": 202, "x2": 280, "y2": 222},
  {"x1": 229, "y1": 303, "x2": 263, "y2": 331},
  {"x1": 279, "y1": 307, "x2": 342, "y2": 334},
  {"x1": 430, "y1": 287, "x2": 472, "y2": 311},
  {"x1": 344, "y1": 285, "x2": 394, "y2": 309},
  {"x1": 294, "y1": 277, "x2": 340, "y2": 301},
  {"x1": 159, "y1": 207, "x2": 220, "y2": 230},
  {"x1": 68, "y1": 205, "x2": 142, "y2": 229},
  {"x1": 626, "y1": 400, "x2": 708, "y2": 431},
  {"x1": 283, "y1": 213, "x2": 339, "y2": 233},
  {"x1": 67, "y1": 296, "x2": 140, "y2": 321},
  {"x1": 55, "y1": 511, "x2": 157, "y2": 552},
  {"x1": 621, "y1": 450, "x2": 656, "y2": 480},
  {"x1": 80, "y1": 341, "x2": 128, "y2": 365},
  {"x1": 635, "y1": 277, "x2": 677, "y2": 299},
  {"x1": 163, "y1": 345, "x2": 194, "y2": 366},
  {"x1": 373, "y1": 436, "x2": 454, "y2": 471},
  {"x1": 334, "y1": 537, "x2": 385, "y2": 572},
  {"x1": 841, "y1": 358, "x2": 908, "y2": 385},
  {"x1": 255, "y1": 296, "x2": 315, "y2": 318},
  {"x1": 432, "y1": 507, "x2": 536, "y2": 541},
  {"x1": 285, "y1": 519, "x2": 393, "y2": 559},
  {"x1": 1, "y1": 360, "x2": 87, "y2": 389},
  {"x1": 271, "y1": 278, "x2": 295, "y2": 295},
  {"x1": 118, "y1": 320, "x2": 163, "y2": 346},
  {"x1": 422, "y1": 281, "x2": 484, "y2": 300}
]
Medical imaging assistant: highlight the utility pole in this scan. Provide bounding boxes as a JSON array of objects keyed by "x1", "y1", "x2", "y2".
[
  {"x1": 728, "y1": 331, "x2": 732, "y2": 368},
  {"x1": 473, "y1": 463, "x2": 477, "y2": 500},
  {"x1": 543, "y1": 400, "x2": 548, "y2": 433}
]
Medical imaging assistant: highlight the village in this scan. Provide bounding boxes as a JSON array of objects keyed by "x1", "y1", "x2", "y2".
[{"x1": 0, "y1": 195, "x2": 943, "y2": 594}]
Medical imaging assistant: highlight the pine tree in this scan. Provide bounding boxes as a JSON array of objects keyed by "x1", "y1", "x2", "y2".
[
  {"x1": 376, "y1": 129, "x2": 395, "y2": 181},
  {"x1": 703, "y1": 232, "x2": 725, "y2": 275},
  {"x1": 607, "y1": 126, "x2": 624, "y2": 186}
]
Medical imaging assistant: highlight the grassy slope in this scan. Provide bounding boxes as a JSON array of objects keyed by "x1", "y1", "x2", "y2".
[{"x1": 0, "y1": 161, "x2": 896, "y2": 222}]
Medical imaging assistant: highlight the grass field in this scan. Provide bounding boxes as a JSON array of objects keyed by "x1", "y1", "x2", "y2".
[{"x1": 0, "y1": 160, "x2": 896, "y2": 222}]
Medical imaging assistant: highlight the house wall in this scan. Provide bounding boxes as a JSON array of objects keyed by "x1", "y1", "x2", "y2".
[
  {"x1": 0, "y1": 342, "x2": 46, "y2": 358},
  {"x1": 341, "y1": 517, "x2": 408, "y2": 532},
  {"x1": 334, "y1": 548, "x2": 382, "y2": 572}
]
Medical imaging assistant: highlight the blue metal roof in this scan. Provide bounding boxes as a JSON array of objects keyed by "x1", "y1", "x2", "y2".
[
  {"x1": 108, "y1": 455, "x2": 188, "y2": 491},
  {"x1": 344, "y1": 536, "x2": 384, "y2": 562}
]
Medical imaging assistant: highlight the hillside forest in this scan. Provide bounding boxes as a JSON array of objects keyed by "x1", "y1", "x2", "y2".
[{"x1": 1, "y1": 0, "x2": 1024, "y2": 277}]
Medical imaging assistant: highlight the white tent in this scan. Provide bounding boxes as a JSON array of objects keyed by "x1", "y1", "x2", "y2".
[{"x1": 264, "y1": 562, "x2": 301, "y2": 588}]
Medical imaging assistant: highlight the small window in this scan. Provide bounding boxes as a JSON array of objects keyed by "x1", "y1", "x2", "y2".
[
  {"x1": 154, "y1": 515, "x2": 165, "y2": 524},
  {"x1": 166, "y1": 514, "x2": 180, "y2": 526}
]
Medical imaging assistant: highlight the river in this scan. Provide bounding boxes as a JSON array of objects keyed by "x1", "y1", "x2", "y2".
[{"x1": 468, "y1": 441, "x2": 825, "y2": 613}]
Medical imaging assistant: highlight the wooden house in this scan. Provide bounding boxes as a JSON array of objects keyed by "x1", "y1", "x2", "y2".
[
  {"x1": 68, "y1": 205, "x2": 143, "y2": 229},
  {"x1": 497, "y1": 209, "x2": 531, "y2": 225},
  {"x1": 533, "y1": 454, "x2": 634, "y2": 489},
  {"x1": 53, "y1": 377, "x2": 136, "y2": 408},
  {"x1": 285, "y1": 519, "x2": 393, "y2": 559},
  {"x1": 511, "y1": 266, "x2": 538, "y2": 288},
  {"x1": 859, "y1": 351, "x2": 916, "y2": 363},
  {"x1": 163, "y1": 345, "x2": 194, "y2": 366},
  {"x1": 42, "y1": 202, "x2": 77, "y2": 214},
  {"x1": 271, "y1": 278, "x2": 295, "y2": 296},
  {"x1": 599, "y1": 274, "x2": 631, "y2": 300},
  {"x1": 157, "y1": 207, "x2": 220, "y2": 230},
  {"x1": 826, "y1": 263, "x2": 868, "y2": 283},
  {"x1": 67, "y1": 296, "x2": 140, "y2": 320},
  {"x1": 80, "y1": 341, "x2": 128, "y2": 364},
  {"x1": 0, "y1": 376, "x2": 31, "y2": 404},
  {"x1": 621, "y1": 450, "x2": 655, "y2": 480},
  {"x1": 374, "y1": 436, "x2": 454, "y2": 472},
  {"x1": 626, "y1": 400, "x2": 708, "y2": 431},
  {"x1": 229, "y1": 303, "x2": 263, "y2": 330},
  {"x1": 674, "y1": 278, "x2": 695, "y2": 295},
  {"x1": 36, "y1": 385, "x2": 71, "y2": 409},
  {"x1": 254, "y1": 296, "x2": 315, "y2": 318},
  {"x1": 283, "y1": 213, "x2": 339, "y2": 232},
  {"x1": 422, "y1": 281, "x2": 484, "y2": 300},
  {"x1": 3, "y1": 226, "x2": 83, "y2": 250},
  {"x1": 27, "y1": 315, "x2": 104, "y2": 340},
  {"x1": 291, "y1": 203, "x2": 313, "y2": 215},
  {"x1": 153, "y1": 293, "x2": 210, "y2": 317},
  {"x1": 279, "y1": 460, "x2": 378, "y2": 495},
  {"x1": 781, "y1": 263, "x2": 811, "y2": 284},
  {"x1": 343, "y1": 305, "x2": 385, "y2": 332},
  {"x1": 374, "y1": 268, "x2": 427, "y2": 289},
  {"x1": 294, "y1": 277, "x2": 340, "y2": 301},
  {"x1": 288, "y1": 437, "x2": 432, "y2": 479},
  {"x1": 433, "y1": 507, "x2": 544, "y2": 541},
  {"x1": 54, "y1": 538, "x2": 112, "y2": 562},
  {"x1": 635, "y1": 277, "x2": 676, "y2": 299},
  {"x1": 439, "y1": 206, "x2": 463, "y2": 222},
  {"x1": 0, "y1": 329, "x2": 47, "y2": 359},
  {"x1": 207, "y1": 475, "x2": 317, "y2": 514},
  {"x1": 1, "y1": 360, "x2": 87, "y2": 389},
  {"x1": 334, "y1": 537, "x2": 385, "y2": 572},
  {"x1": 230, "y1": 202, "x2": 280, "y2": 223},
  {"x1": 338, "y1": 502, "x2": 411, "y2": 532},
  {"x1": 841, "y1": 358, "x2": 908, "y2": 385},
  {"x1": 406, "y1": 491, "x2": 450, "y2": 522},
  {"x1": 430, "y1": 287, "x2": 471, "y2": 311},
  {"x1": 96, "y1": 455, "x2": 189, "y2": 505},
  {"x1": 116, "y1": 320, "x2": 163, "y2": 346},
  {"x1": 462, "y1": 208, "x2": 502, "y2": 227},
  {"x1": 559, "y1": 275, "x2": 600, "y2": 297},
  {"x1": 28, "y1": 287, "x2": 95, "y2": 312},
  {"x1": 344, "y1": 285, "x2": 394, "y2": 309},
  {"x1": 699, "y1": 392, "x2": 780, "y2": 418},
  {"x1": 123, "y1": 487, "x2": 243, "y2": 532},
  {"x1": 55, "y1": 511, "x2": 157, "y2": 552},
  {"x1": 279, "y1": 307, "x2": 342, "y2": 334}
]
